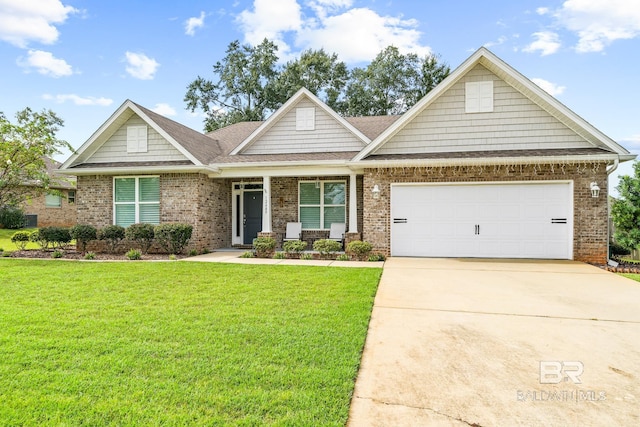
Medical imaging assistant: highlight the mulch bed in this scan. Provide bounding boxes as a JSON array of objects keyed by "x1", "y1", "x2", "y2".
[{"x1": 5, "y1": 248, "x2": 186, "y2": 261}]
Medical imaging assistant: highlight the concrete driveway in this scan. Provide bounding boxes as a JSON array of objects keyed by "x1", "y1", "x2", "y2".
[{"x1": 348, "y1": 258, "x2": 640, "y2": 426}]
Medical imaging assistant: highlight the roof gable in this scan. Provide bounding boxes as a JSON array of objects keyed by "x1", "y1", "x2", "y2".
[
  {"x1": 230, "y1": 88, "x2": 371, "y2": 155},
  {"x1": 353, "y1": 47, "x2": 631, "y2": 161},
  {"x1": 61, "y1": 100, "x2": 209, "y2": 169}
]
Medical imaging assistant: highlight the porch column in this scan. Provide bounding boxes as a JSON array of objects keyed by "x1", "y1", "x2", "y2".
[
  {"x1": 262, "y1": 175, "x2": 272, "y2": 233},
  {"x1": 348, "y1": 173, "x2": 358, "y2": 233}
]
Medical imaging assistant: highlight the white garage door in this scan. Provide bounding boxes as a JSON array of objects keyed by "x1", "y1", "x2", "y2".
[{"x1": 391, "y1": 182, "x2": 572, "y2": 259}]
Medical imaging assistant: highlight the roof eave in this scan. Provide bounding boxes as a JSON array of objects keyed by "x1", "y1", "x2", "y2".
[{"x1": 57, "y1": 164, "x2": 219, "y2": 176}]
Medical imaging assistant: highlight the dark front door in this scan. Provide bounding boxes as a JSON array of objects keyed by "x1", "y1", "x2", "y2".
[{"x1": 243, "y1": 191, "x2": 263, "y2": 244}]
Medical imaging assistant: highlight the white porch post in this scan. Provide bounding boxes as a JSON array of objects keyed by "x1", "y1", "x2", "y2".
[
  {"x1": 348, "y1": 173, "x2": 358, "y2": 233},
  {"x1": 262, "y1": 175, "x2": 272, "y2": 233}
]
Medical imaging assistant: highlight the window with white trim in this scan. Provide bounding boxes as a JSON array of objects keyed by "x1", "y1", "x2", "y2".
[
  {"x1": 465, "y1": 81, "x2": 494, "y2": 113},
  {"x1": 113, "y1": 176, "x2": 160, "y2": 227},
  {"x1": 127, "y1": 125, "x2": 148, "y2": 153},
  {"x1": 45, "y1": 193, "x2": 62, "y2": 208},
  {"x1": 296, "y1": 107, "x2": 315, "y2": 130},
  {"x1": 67, "y1": 190, "x2": 76, "y2": 204},
  {"x1": 299, "y1": 181, "x2": 346, "y2": 229}
]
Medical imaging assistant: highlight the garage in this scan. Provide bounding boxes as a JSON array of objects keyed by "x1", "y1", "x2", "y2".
[{"x1": 390, "y1": 182, "x2": 573, "y2": 259}]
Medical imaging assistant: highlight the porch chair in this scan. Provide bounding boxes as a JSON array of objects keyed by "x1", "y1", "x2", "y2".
[
  {"x1": 328, "y1": 223, "x2": 346, "y2": 248},
  {"x1": 283, "y1": 222, "x2": 302, "y2": 241}
]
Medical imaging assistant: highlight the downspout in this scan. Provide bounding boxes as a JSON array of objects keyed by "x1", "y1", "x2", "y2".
[{"x1": 606, "y1": 158, "x2": 620, "y2": 265}]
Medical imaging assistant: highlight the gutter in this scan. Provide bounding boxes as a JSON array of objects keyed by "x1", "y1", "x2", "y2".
[{"x1": 56, "y1": 165, "x2": 220, "y2": 176}]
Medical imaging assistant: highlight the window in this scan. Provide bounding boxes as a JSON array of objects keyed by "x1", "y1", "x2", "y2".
[
  {"x1": 296, "y1": 107, "x2": 315, "y2": 130},
  {"x1": 465, "y1": 81, "x2": 493, "y2": 113},
  {"x1": 299, "y1": 181, "x2": 346, "y2": 229},
  {"x1": 127, "y1": 125, "x2": 148, "y2": 153},
  {"x1": 67, "y1": 190, "x2": 76, "y2": 204},
  {"x1": 114, "y1": 176, "x2": 160, "y2": 227},
  {"x1": 45, "y1": 193, "x2": 62, "y2": 208}
]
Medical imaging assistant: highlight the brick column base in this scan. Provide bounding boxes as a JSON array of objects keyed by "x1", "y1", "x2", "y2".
[
  {"x1": 257, "y1": 232, "x2": 276, "y2": 239},
  {"x1": 345, "y1": 232, "x2": 362, "y2": 247}
]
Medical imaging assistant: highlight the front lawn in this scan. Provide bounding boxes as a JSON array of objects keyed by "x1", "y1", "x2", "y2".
[
  {"x1": 620, "y1": 273, "x2": 640, "y2": 282},
  {"x1": 0, "y1": 260, "x2": 381, "y2": 426},
  {"x1": 0, "y1": 228, "x2": 40, "y2": 252}
]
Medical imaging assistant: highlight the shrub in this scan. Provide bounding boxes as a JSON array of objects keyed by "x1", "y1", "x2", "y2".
[
  {"x1": 368, "y1": 253, "x2": 386, "y2": 262},
  {"x1": 253, "y1": 236, "x2": 276, "y2": 258},
  {"x1": 70, "y1": 224, "x2": 97, "y2": 253},
  {"x1": 154, "y1": 223, "x2": 193, "y2": 254},
  {"x1": 283, "y1": 239, "x2": 307, "y2": 254},
  {"x1": 273, "y1": 251, "x2": 286, "y2": 259},
  {"x1": 39, "y1": 226, "x2": 72, "y2": 249},
  {"x1": 188, "y1": 249, "x2": 198, "y2": 257},
  {"x1": 240, "y1": 251, "x2": 255, "y2": 258},
  {"x1": 84, "y1": 251, "x2": 96, "y2": 260},
  {"x1": 300, "y1": 253, "x2": 313, "y2": 260},
  {"x1": 169, "y1": 254, "x2": 177, "y2": 261},
  {"x1": 313, "y1": 239, "x2": 342, "y2": 258},
  {"x1": 201, "y1": 248, "x2": 211, "y2": 255},
  {"x1": 125, "y1": 223, "x2": 156, "y2": 254},
  {"x1": 336, "y1": 254, "x2": 350, "y2": 261},
  {"x1": 610, "y1": 242, "x2": 631, "y2": 257},
  {"x1": 11, "y1": 230, "x2": 31, "y2": 250},
  {"x1": 29, "y1": 229, "x2": 49, "y2": 250},
  {"x1": 346, "y1": 240, "x2": 373, "y2": 261},
  {"x1": 0, "y1": 206, "x2": 26, "y2": 229},
  {"x1": 51, "y1": 249, "x2": 63, "y2": 259},
  {"x1": 98, "y1": 225, "x2": 126, "y2": 253},
  {"x1": 125, "y1": 248, "x2": 142, "y2": 260}
]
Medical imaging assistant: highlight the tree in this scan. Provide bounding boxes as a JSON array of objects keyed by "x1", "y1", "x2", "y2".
[
  {"x1": 0, "y1": 108, "x2": 72, "y2": 208},
  {"x1": 271, "y1": 48, "x2": 349, "y2": 110},
  {"x1": 611, "y1": 161, "x2": 640, "y2": 250},
  {"x1": 341, "y1": 46, "x2": 450, "y2": 116},
  {"x1": 184, "y1": 39, "x2": 280, "y2": 132}
]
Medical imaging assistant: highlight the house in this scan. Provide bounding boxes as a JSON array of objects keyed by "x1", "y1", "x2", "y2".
[
  {"x1": 21, "y1": 158, "x2": 77, "y2": 227},
  {"x1": 60, "y1": 48, "x2": 635, "y2": 264}
]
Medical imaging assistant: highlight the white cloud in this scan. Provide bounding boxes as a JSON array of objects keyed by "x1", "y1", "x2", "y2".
[
  {"x1": 523, "y1": 31, "x2": 561, "y2": 56},
  {"x1": 236, "y1": 0, "x2": 430, "y2": 63},
  {"x1": 151, "y1": 103, "x2": 177, "y2": 116},
  {"x1": 42, "y1": 93, "x2": 113, "y2": 106},
  {"x1": 484, "y1": 36, "x2": 508, "y2": 48},
  {"x1": 17, "y1": 49, "x2": 73, "y2": 77},
  {"x1": 124, "y1": 52, "x2": 159, "y2": 80},
  {"x1": 536, "y1": 7, "x2": 550, "y2": 15},
  {"x1": 554, "y1": 0, "x2": 640, "y2": 53},
  {"x1": 0, "y1": 0, "x2": 77, "y2": 47},
  {"x1": 531, "y1": 78, "x2": 566, "y2": 96},
  {"x1": 185, "y1": 11, "x2": 206, "y2": 36},
  {"x1": 620, "y1": 135, "x2": 640, "y2": 150}
]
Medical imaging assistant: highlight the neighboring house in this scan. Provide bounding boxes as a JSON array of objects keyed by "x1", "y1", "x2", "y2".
[
  {"x1": 60, "y1": 48, "x2": 635, "y2": 264},
  {"x1": 22, "y1": 158, "x2": 77, "y2": 227}
]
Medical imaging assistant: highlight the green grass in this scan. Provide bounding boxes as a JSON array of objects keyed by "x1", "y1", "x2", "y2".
[
  {"x1": 0, "y1": 260, "x2": 381, "y2": 426},
  {"x1": 0, "y1": 228, "x2": 40, "y2": 251}
]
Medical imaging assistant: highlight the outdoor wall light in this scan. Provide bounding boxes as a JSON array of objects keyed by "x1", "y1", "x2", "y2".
[
  {"x1": 372, "y1": 184, "x2": 381, "y2": 199},
  {"x1": 590, "y1": 181, "x2": 600, "y2": 198}
]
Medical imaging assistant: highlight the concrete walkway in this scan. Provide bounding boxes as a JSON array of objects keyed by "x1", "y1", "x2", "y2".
[
  {"x1": 348, "y1": 258, "x2": 640, "y2": 426},
  {"x1": 184, "y1": 250, "x2": 383, "y2": 268}
]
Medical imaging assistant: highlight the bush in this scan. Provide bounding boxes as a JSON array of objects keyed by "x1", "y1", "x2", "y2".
[
  {"x1": 70, "y1": 224, "x2": 97, "y2": 253},
  {"x1": 98, "y1": 225, "x2": 125, "y2": 253},
  {"x1": 368, "y1": 253, "x2": 386, "y2": 262},
  {"x1": 84, "y1": 251, "x2": 96, "y2": 260},
  {"x1": 240, "y1": 251, "x2": 254, "y2": 258},
  {"x1": 39, "y1": 226, "x2": 72, "y2": 249},
  {"x1": 188, "y1": 249, "x2": 198, "y2": 257},
  {"x1": 283, "y1": 240, "x2": 307, "y2": 254},
  {"x1": 313, "y1": 239, "x2": 342, "y2": 258},
  {"x1": 125, "y1": 223, "x2": 156, "y2": 254},
  {"x1": 300, "y1": 253, "x2": 313, "y2": 260},
  {"x1": 125, "y1": 248, "x2": 142, "y2": 260},
  {"x1": 273, "y1": 251, "x2": 286, "y2": 259},
  {"x1": 51, "y1": 249, "x2": 63, "y2": 259},
  {"x1": 253, "y1": 236, "x2": 276, "y2": 258},
  {"x1": 336, "y1": 254, "x2": 349, "y2": 261},
  {"x1": 0, "y1": 206, "x2": 26, "y2": 229},
  {"x1": 346, "y1": 240, "x2": 373, "y2": 261},
  {"x1": 610, "y1": 242, "x2": 631, "y2": 257},
  {"x1": 29, "y1": 229, "x2": 49, "y2": 250},
  {"x1": 154, "y1": 223, "x2": 193, "y2": 254},
  {"x1": 11, "y1": 230, "x2": 31, "y2": 250}
]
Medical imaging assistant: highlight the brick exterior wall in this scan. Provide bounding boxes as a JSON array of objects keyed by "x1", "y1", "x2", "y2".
[
  {"x1": 77, "y1": 174, "x2": 233, "y2": 252},
  {"x1": 22, "y1": 189, "x2": 77, "y2": 227},
  {"x1": 362, "y1": 163, "x2": 609, "y2": 264}
]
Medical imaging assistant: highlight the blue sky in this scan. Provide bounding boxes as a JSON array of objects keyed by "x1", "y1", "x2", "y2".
[{"x1": 1, "y1": 0, "x2": 639, "y2": 192}]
